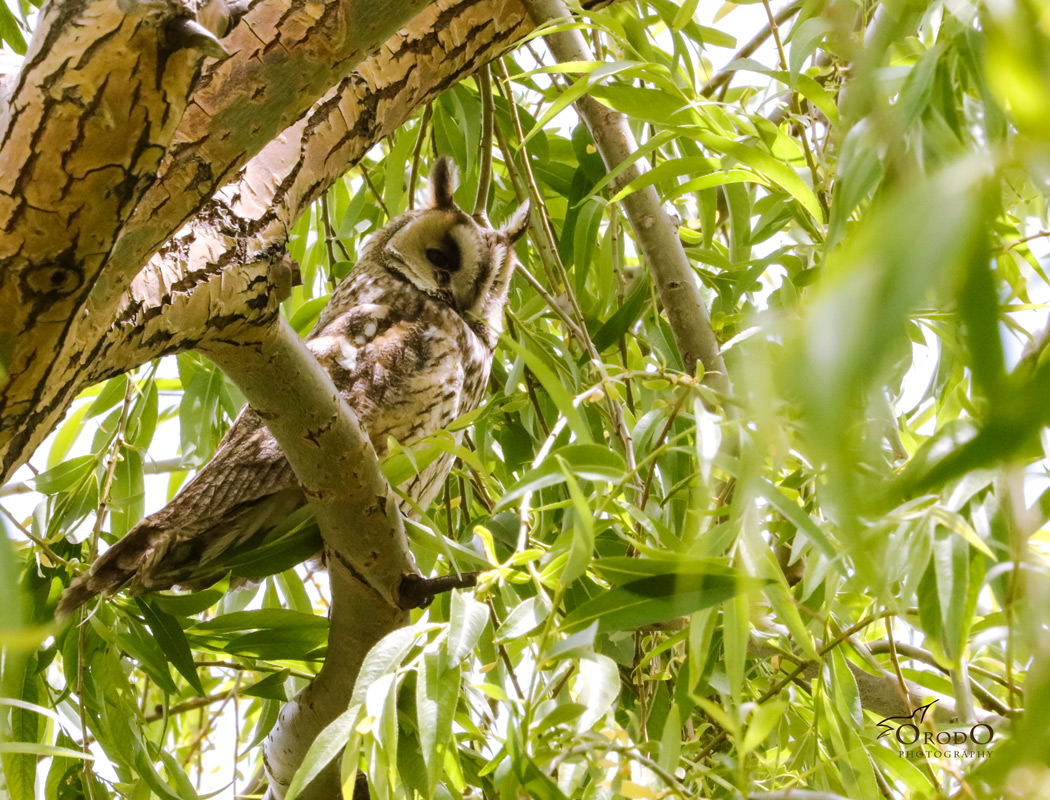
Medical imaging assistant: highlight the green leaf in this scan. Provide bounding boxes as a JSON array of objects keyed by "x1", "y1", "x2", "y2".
[
  {"x1": 494, "y1": 444, "x2": 624, "y2": 511},
  {"x1": 561, "y1": 573, "x2": 763, "y2": 633},
  {"x1": 193, "y1": 609, "x2": 328, "y2": 633},
  {"x1": 135, "y1": 600, "x2": 204, "y2": 696},
  {"x1": 223, "y1": 627, "x2": 329, "y2": 660},
  {"x1": 285, "y1": 627, "x2": 423, "y2": 800},
  {"x1": 85, "y1": 374, "x2": 128, "y2": 420},
  {"x1": 499, "y1": 336, "x2": 592, "y2": 444},
  {"x1": 32, "y1": 455, "x2": 96, "y2": 494},
  {"x1": 241, "y1": 670, "x2": 291, "y2": 701},
  {"x1": 495, "y1": 595, "x2": 551, "y2": 642},
  {"x1": 93, "y1": 613, "x2": 178, "y2": 695},
  {"x1": 591, "y1": 555, "x2": 739, "y2": 583},
  {"x1": 557, "y1": 460, "x2": 594, "y2": 585},
  {"x1": 447, "y1": 592, "x2": 488, "y2": 667},
  {"x1": 590, "y1": 276, "x2": 649, "y2": 353},
  {"x1": 693, "y1": 131, "x2": 824, "y2": 223},
  {"x1": 0, "y1": 5, "x2": 26, "y2": 54},
  {"x1": 417, "y1": 648, "x2": 460, "y2": 794}
]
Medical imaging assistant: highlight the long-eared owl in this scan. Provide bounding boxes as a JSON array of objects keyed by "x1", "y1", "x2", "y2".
[{"x1": 58, "y1": 158, "x2": 530, "y2": 616}]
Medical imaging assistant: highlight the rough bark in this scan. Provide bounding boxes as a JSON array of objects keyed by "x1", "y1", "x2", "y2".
[
  {"x1": 100, "y1": 0, "x2": 435, "y2": 298},
  {"x1": 0, "y1": 0, "x2": 437, "y2": 480},
  {"x1": 0, "y1": 0, "x2": 538, "y2": 483},
  {"x1": 201, "y1": 320, "x2": 414, "y2": 797},
  {"x1": 0, "y1": 0, "x2": 209, "y2": 458}
]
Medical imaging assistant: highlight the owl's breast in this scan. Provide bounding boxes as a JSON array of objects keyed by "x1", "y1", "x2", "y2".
[{"x1": 312, "y1": 295, "x2": 488, "y2": 455}]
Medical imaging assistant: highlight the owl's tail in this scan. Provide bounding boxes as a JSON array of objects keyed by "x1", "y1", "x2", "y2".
[{"x1": 55, "y1": 519, "x2": 166, "y2": 619}]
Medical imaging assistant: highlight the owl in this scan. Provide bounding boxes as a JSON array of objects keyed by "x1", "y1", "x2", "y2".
[{"x1": 57, "y1": 158, "x2": 530, "y2": 617}]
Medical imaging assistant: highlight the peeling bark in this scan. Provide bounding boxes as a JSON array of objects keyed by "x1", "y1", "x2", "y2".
[
  {"x1": 0, "y1": 0, "x2": 539, "y2": 482},
  {"x1": 0, "y1": 0, "x2": 208, "y2": 464}
]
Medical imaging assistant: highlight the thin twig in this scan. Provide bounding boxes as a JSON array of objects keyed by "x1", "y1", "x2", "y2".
[
  {"x1": 697, "y1": 611, "x2": 894, "y2": 760},
  {"x1": 492, "y1": 107, "x2": 560, "y2": 286},
  {"x1": 474, "y1": 66, "x2": 495, "y2": 223},
  {"x1": 320, "y1": 193, "x2": 337, "y2": 285},
  {"x1": 699, "y1": 1, "x2": 803, "y2": 98},
  {"x1": 759, "y1": 0, "x2": 828, "y2": 218},
  {"x1": 359, "y1": 163, "x2": 390, "y2": 218},
  {"x1": 494, "y1": 59, "x2": 637, "y2": 474},
  {"x1": 0, "y1": 502, "x2": 71, "y2": 566},
  {"x1": 408, "y1": 104, "x2": 433, "y2": 210},
  {"x1": 504, "y1": 313, "x2": 551, "y2": 436},
  {"x1": 77, "y1": 376, "x2": 136, "y2": 794},
  {"x1": 1001, "y1": 229, "x2": 1050, "y2": 253},
  {"x1": 1, "y1": 455, "x2": 190, "y2": 497},
  {"x1": 884, "y1": 616, "x2": 914, "y2": 715},
  {"x1": 319, "y1": 192, "x2": 350, "y2": 289}
]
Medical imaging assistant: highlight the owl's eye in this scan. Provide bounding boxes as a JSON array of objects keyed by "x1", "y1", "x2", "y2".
[{"x1": 426, "y1": 248, "x2": 453, "y2": 270}]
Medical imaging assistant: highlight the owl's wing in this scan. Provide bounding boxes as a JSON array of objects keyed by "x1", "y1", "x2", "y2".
[
  {"x1": 57, "y1": 305, "x2": 401, "y2": 616},
  {"x1": 57, "y1": 407, "x2": 302, "y2": 617},
  {"x1": 57, "y1": 302, "x2": 484, "y2": 617}
]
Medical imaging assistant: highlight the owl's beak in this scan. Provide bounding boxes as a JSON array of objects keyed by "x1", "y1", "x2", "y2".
[{"x1": 451, "y1": 278, "x2": 478, "y2": 312}]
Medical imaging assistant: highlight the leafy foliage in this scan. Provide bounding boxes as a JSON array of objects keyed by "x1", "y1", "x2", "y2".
[{"x1": 5, "y1": 0, "x2": 1050, "y2": 798}]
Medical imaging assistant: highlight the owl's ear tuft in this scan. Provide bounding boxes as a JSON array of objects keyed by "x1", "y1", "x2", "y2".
[
  {"x1": 502, "y1": 200, "x2": 531, "y2": 244},
  {"x1": 429, "y1": 157, "x2": 458, "y2": 209}
]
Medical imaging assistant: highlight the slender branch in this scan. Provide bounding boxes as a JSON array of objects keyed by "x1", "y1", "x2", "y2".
[
  {"x1": 866, "y1": 639, "x2": 1013, "y2": 716},
  {"x1": 1001, "y1": 229, "x2": 1050, "y2": 253},
  {"x1": 759, "y1": 0, "x2": 828, "y2": 218},
  {"x1": 408, "y1": 104, "x2": 433, "y2": 210},
  {"x1": 359, "y1": 164, "x2": 391, "y2": 220},
  {"x1": 0, "y1": 503, "x2": 71, "y2": 567},
  {"x1": 1, "y1": 456, "x2": 190, "y2": 498},
  {"x1": 522, "y1": 0, "x2": 730, "y2": 397},
  {"x1": 474, "y1": 66, "x2": 495, "y2": 222},
  {"x1": 699, "y1": 1, "x2": 803, "y2": 98}
]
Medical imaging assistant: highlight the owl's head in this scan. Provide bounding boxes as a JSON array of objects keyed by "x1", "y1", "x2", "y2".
[{"x1": 376, "y1": 157, "x2": 530, "y2": 338}]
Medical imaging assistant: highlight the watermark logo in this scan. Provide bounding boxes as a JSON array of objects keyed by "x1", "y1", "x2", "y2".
[{"x1": 875, "y1": 700, "x2": 993, "y2": 759}]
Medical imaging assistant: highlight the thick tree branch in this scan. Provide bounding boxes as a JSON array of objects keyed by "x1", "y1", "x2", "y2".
[
  {"x1": 522, "y1": 0, "x2": 729, "y2": 392},
  {"x1": 0, "y1": 0, "x2": 546, "y2": 481},
  {"x1": 0, "y1": 0, "x2": 438, "y2": 481},
  {"x1": 0, "y1": 0, "x2": 540, "y2": 480},
  {"x1": 200, "y1": 319, "x2": 416, "y2": 797},
  {"x1": 101, "y1": 0, "x2": 435, "y2": 300},
  {"x1": 0, "y1": 0, "x2": 208, "y2": 450}
]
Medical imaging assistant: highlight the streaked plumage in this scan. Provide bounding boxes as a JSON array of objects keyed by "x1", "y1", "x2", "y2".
[{"x1": 58, "y1": 158, "x2": 529, "y2": 616}]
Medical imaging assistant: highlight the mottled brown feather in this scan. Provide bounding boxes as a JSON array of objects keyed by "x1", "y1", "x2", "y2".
[{"x1": 57, "y1": 160, "x2": 528, "y2": 618}]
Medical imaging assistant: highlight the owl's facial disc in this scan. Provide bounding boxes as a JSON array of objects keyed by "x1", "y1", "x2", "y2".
[{"x1": 385, "y1": 210, "x2": 486, "y2": 313}]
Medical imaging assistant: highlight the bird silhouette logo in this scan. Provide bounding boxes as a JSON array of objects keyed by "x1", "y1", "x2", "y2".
[{"x1": 876, "y1": 700, "x2": 937, "y2": 740}]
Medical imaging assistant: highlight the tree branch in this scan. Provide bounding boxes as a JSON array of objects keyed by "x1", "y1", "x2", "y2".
[
  {"x1": 699, "y1": 1, "x2": 803, "y2": 99},
  {"x1": 0, "y1": 0, "x2": 545, "y2": 481},
  {"x1": 749, "y1": 634, "x2": 1006, "y2": 725},
  {"x1": 521, "y1": 0, "x2": 729, "y2": 393},
  {"x1": 0, "y1": 0, "x2": 208, "y2": 454},
  {"x1": 200, "y1": 319, "x2": 416, "y2": 798}
]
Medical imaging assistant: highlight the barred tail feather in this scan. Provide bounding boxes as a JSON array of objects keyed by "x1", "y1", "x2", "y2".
[{"x1": 55, "y1": 519, "x2": 166, "y2": 618}]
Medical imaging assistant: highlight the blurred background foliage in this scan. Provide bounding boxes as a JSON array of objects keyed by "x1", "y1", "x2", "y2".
[{"x1": 5, "y1": 0, "x2": 1050, "y2": 798}]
